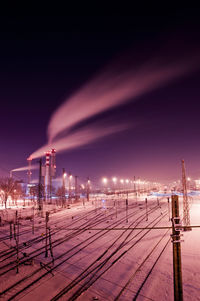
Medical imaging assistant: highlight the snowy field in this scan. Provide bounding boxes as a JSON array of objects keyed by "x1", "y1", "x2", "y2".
[{"x1": 0, "y1": 194, "x2": 199, "y2": 301}]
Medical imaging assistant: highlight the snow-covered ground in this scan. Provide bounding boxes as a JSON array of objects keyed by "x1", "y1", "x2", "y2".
[{"x1": 0, "y1": 194, "x2": 199, "y2": 300}]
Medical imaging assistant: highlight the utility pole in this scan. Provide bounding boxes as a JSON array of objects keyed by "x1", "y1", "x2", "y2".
[
  {"x1": 86, "y1": 177, "x2": 90, "y2": 202},
  {"x1": 145, "y1": 198, "x2": 148, "y2": 221},
  {"x1": 32, "y1": 206, "x2": 35, "y2": 234},
  {"x1": 168, "y1": 197, "x2": 170, "y2": 221},
  {"x1": 181, "y1": 159, "x2": 191, "y2": 231},
  {"x1": 62, "y1": 168, "x2": 66, "y2": 207},
  {"x1": 45, "y1": 211, "x2": 49, "y2": 258},
  {"x1": 138, "y1": 178, "x2": 140, "y2": 197},
  {"x1": 15, "y1": 211, "x2": 19, "y2": 274},
  {"x1": 134, "y1": 176, "x2": 137, "y2": 203},
  {"x1": 38, "y1": 158, "x2": 43, "y2": 212},
  {"x1": 171, "y1": 195, "x2": 183, "y2": 301},
  {"x1": 68, "y1": 172, "x2": 72, "y2": 203},
  {"x1": 48, "y1": 227, "x2": 54, "y2": 263},
  {"x1": 75, "y1": 176, "x2": 78, "y2": 202},
  {"x1": 126, "y1": 198, "x2": 128, "y2": 223}
]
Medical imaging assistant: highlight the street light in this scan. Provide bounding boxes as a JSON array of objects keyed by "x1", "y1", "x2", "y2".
[
  {"x1": 120, "y1": 179, "x2": 124, "y2": 192},
  {"x1": 86, "y1": 178, "x2": 90, "y2": 202},
  {"x1": 187, "y1": 177, "x2": 191, "y2": 191},
  {"x1": 102, "y1": 178, "x2": 108, "y2": 184},
  {"x1": 68, "y1": 173, "x2": 73, "y2": 202},
  {"x1": 102, "y1": 178, "x2": 108, "y2": 194},
  {"x1": 62, "y1": 169, "x2": 67, "y2": 206},
  {"x1": 112, "y1": 177, "x2": 117, "y2": 184},
  {"x1": 112, "y1": 177, "x2": 117, "y2": 193}
]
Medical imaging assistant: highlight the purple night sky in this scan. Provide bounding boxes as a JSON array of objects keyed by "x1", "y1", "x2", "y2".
[{"x1": 0, "y1": 14, "x2": 200, "y2": 184}]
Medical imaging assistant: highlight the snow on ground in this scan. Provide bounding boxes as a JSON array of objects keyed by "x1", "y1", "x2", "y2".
[{"x1": 0, "y1": 194, "x2": 199, "y2": 300}]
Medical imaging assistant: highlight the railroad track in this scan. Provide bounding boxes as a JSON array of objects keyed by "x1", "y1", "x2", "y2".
[
  {"x1": 0, "y1": 208, "x2": 103, "y2": 262},
  {"x1": 0, "y1": 198, "x2": 144, "y2": 265},
  {"x1": 50, "y1": 210, "x2": 168, "y2": 300},
  {"x1": 0, "y1": 206, "x2": 103, "y2": 243},
  {"x1": 0, "y1": 201, "x2": 130, "y2": 267},
  {"x1": 0, "y1": 211, "x2": 107, "y2": 275},
  {"x1": 0, "y1": 202, "x2": 163, "y2": 300},
  {"x1": 0, "y1": 201, "x2": 144, "y2": 276},
  {"x1": 114, "y1": 231, "x2": 170, "y2": 300}
]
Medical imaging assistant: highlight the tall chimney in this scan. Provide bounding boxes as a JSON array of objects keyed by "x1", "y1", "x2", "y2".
[
  {"x1": 27, "y1": 156, "x2": 32, "y2": 184},
  {"x1": 45, "y1": 151, "x2": 51, "y2": 201}
]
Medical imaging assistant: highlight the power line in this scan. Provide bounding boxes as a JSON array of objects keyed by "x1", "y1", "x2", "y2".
[{"x1": 57, "y1": 225, "x2": 200, "y2": 231}]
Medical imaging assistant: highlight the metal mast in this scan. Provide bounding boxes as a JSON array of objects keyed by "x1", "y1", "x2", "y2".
[
  {"x1": 181, "y1": 159, "x2": 191, "y2": 230},
  {"x1": 86, "y1": 177, "x2": 90, "y2": 202},
  {"x1": 75, "y1": 176, "x2": 78, "y2": 202},
  {"x1": 62, "y1": 168, "x2": 66, "y2": 206},
  {"x1": 68, "y1": 172, "x2": 72, "y2": 203},
  {"x1": 38, "y1": 158, "x2": 42, "y2": 211}
]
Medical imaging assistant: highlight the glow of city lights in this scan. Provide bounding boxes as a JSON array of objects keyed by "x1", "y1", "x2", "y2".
[
  {"x1": 102, "y1": 178, "x2": 108, "y2": 184},
  {"x1": 125, "y1": 179, "x2": 129, "y2": 184},
  {"x1": 63, "y1": 173, "x2": 67, "y2": 178},
  {"x1": 120, "y1": 179, "x2": 124, "y2": 184},
  {"x1": 112, "y1": 177, "x2": 117, "y2": 183}
]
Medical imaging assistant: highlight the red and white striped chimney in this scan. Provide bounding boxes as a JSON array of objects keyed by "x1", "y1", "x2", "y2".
[
  {"x1": 27, "y1": 156, "x2": 32, "y2": 184},
  {"x1": 45, "y1": 151, "x2": 51, "y2": 200},
  {"x1": 51, "y1": 148, "x2": 56, "y2": 177}
]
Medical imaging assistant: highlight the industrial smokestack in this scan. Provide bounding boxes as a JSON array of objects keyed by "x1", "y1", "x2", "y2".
[
  {"x1": 27, "y1": 156, "x2": 32, "y2": 184},
  {"x1": 45, "y1": 151, "x2": 51, "y2": 201},
  {"x1": 51, "y1": 148, "x2": 56, "y2": 177},
  {"x1": 49, "y1": 148, "x2": 56, "y2": 202}
]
